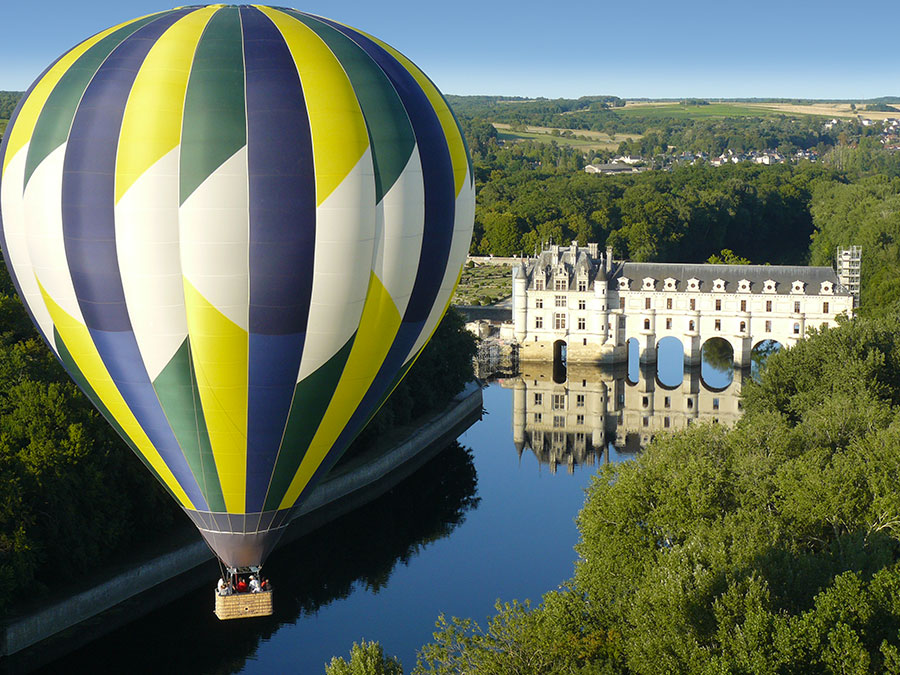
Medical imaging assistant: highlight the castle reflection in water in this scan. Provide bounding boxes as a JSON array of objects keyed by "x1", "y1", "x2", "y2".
[{"x1": 499, "y1": 362, "x2": 746, "y2": 474}]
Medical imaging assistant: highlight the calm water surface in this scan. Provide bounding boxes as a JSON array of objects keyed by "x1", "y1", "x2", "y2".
[{"x1": 42, "y1": 340, "x2": 764, "y2": 673}]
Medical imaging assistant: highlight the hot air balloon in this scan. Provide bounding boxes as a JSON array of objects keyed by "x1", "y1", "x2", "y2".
[{"x1": 0, "y1": 4, "x2": 474, "y2": 612}]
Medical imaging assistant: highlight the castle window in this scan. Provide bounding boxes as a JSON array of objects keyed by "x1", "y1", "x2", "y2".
[
  {"x1": 534, "y1": 278, "x2": 544, "y2": 291},
  {"x1": 666, "y1": 318, "x2": 672, "y2": 329},
  {"x1": 576, "y1": 414, "x2": 584, "y2": 425},
  {"x1": 664, "y1": 277, "x2": 677, "y2": 290},
  {"x1": 690, "y1": 298, "x2": 696, "y2": 310},
  {"x1": 740, "y1": 321, "x2": 746, "y2": 332},
  {"x1": 552, "y1": 394, "x2": 566, "y2": 410},
  {"x1": 555, "y1": 295, "x2": 566, "y2": 307},
  {"x1": 534, "y1": 393, "x2": 543, "y2": 405},
  {"x1": 687, "y1": 278, "x2": 700, "y2": 291},
  {"x1": 553, "y1": 415, "x2": 564, "y2": 428},
  {"x1": 794, "y1": 301, "x2": 801, "y2": 313},
  {"x1": 643, "y1": 318, "x2": 650, "y2": 330},
  {"x1": 764, "y1": 280, "x2": 776, "y2": 293},
  {"x1": 578, "y1": 317, "x2": 586, "y2": 330},
  {"x1": 536, "y1": 298, "x2": 543, "y2": 308},
  {"x1": 667, "y1": 298, "x2": 673, "y2": 310},
  {"x1": 578, "y1": 299, "x2": 586, "y2": 310},
  {"x1": 713, "y1": 398, "x2": 720, "y2": 411},
  {"x1": 555, "y1": 277, "x2": 567, "y2": 291},
  {"x1": 765, "y1": 320, "x2": 772, "y2": 332},
  {"x1": 766, "y1": 300, "x2": 772, "y2": 312},
  {"x1": 554, "y1": 313, "x2": 567, "y2": 330},
  {"x1": 642, "y1": 278, "x2": 656, "y2": 291},
  {"x1": 576, "y1": 394, "x2": 585, "y2": 407},
  {"x1": 664, "y1": 396, "x2": 670, "y2": 409},
  {"x1": 645, "y1": 297, "x2": 651, "y2": 309},
  {"x1": 715, "y1": 319, "x2": 721, "y2": 331},
  {"x1": 689, "y1": 320, "x2": 695, "y2": 331},
  {"x1": 664, "y1": 417, "x2": 670, "y2": 428},
  {"x1": 687, "y1": 398, "x2": 694, "y2": 410},
  {"x1": 791, "y1": 280, "x2": 805, "y2": 294},
  {"x1": 740, "y1": 300, "x2": 747, "y2": 312},
  {"x1": 823, "y1": 301, "x2": 829, "y2": 313},
  {"x1": 738, "y1": 279, "x2": 750, "y2": 292},
  {"x1": 618, "y1": 277, "x2": 631, "y2": 291},
  {"x1": 713, "y1": 278, "x2": 725, "y2": 292},
  {"x1": 620, "y1": 298, "x2": 625, "y2": 310},
  {"x1": 793, "y1": 322, "x2": 801, "y2": 335},
  {"x1": 715, "y1": 299, "x2": 722, "y2": 311},
  {"x1": 578, "y1": 280, "x2": 587, "y2": 292},
  {"x1": 821, "y1": 281, "x2": 834, "y2": 294},
  {"x1": 535, "y1": 316, "x2": 543, "y2": 329},
  {"x1": 534, "y1": 413, "x2": 542, "y2": 423}
]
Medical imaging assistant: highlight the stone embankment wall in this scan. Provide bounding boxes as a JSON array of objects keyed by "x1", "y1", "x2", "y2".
[{"x1": 1, "y1": 382, "x2": 483, "y2": 661}]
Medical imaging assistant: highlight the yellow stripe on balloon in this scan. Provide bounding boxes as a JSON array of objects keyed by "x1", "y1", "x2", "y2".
[
  {"x1": 278, "y1": 272, "x2": 402, "y2": 509},
  {"x1": 2, "y1": 12, "x2": 165, "y2": 175},
  {"x1": 115, "y1": 6, "x2": 219, "y2": 203},
  {"x1": 182, "y1": 278, "x2": 248, "y2": 513},
  {"x1": 37, "y1": 280, "x2": 195, "y2": 509},
  {"x1": 256, "y1": 6, "x2": 370, "y2": 207},
  {"x1": 357, "y1": 31, "x2": 468, "y2": 198}
]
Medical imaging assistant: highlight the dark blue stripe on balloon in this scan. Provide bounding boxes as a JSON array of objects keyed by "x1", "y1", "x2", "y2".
[
  {"x1": 241, "y1": 6, "x2": 315, "y2": 511},
  {"x1": 294, "y1": 321, "x2": 425, "y2": 508},
  {"x1": 59, "y1": 10, "x2": 209, "y2": 511},
  {"x1": 0, "y1": 54, "x2": 67, "y2": 348},
  {"x1": 61, "y1": 9, "x2": 187, "y2": 331},
  {"x1": 241, "y1": 6, "x2": 315, "y2": 335},
  {"x1": 246, "y1": 333, "x2": 305, "y2": 512},
  {"x1": 303, "y1": 14, "x2": 456, "y2": 325},
  {"x1": 90, "y1": 330, "x2": 208, "y2": 510}
]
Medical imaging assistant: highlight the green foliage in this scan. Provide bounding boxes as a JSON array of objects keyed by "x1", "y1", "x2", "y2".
[
  {"x1": 0, "y1": 91, "x2": 22, "y2": 120},
  {"x1": 326, "y1": 640, "x2": 403, "y2": 675},
  {"x1": 707, "y1": 248, "x2": 751, "y2": 264},
  {"x1": 808, "y1": 173, "x2": 900, "y2": 316},
  {"x1": 413, "y1": 316, "x2": 900, "y2": 672},
  {"x1": 0, "y1": 259, "x2": 179, "y2": 612}
]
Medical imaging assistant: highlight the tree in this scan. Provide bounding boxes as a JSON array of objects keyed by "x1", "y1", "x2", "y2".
[{"x1": 327, "y1": 641, "x2": 403, "y2": 675}]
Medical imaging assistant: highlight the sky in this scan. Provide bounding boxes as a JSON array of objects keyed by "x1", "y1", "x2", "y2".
[{"x1": 0, "y1": 0, "x2": 896, "y2": 99}]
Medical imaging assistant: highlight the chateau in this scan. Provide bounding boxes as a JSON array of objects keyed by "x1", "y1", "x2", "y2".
[{"x1": 509, "y1": 243, "x2": 858, "y2": 365}]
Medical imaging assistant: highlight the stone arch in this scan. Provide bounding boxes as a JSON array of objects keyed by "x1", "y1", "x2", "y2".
[
  {"x1": 553, "y1": 340, "x2": 567, "y2": 384},
  {"x1": 700, "y1": 336, "x2": 734, "y2": 391},
  {"x1": 626, "y1": 337, "x2": 640, "y2": 385},
  {"x1": 655, "y1": 336, "x2": 684, "y2": 389},
  {"x1": 750, "y1": 339, "x2": 783, "y2": 382}
]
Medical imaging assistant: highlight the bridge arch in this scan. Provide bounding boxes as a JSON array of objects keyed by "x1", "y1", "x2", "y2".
[
  {"x1": 655, "y1": 336, "x2": 684, "y2": 389},
  {"x1": 700, "y1": 336, "x2": 734, "y2": 391}
]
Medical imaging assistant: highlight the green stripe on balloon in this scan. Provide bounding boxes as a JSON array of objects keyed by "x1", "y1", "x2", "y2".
[
  {"x1": 284, "y1": 10, "x2": 415, "y2": 204},
  {"x1": 262, "y1": 334, "x2": 356, "y2": 512},
  {"x1": 179, "y1": 6, "x2": 247, "y2": 205},
  {"x1": 53, "y1": 326, "x2": 179, "y2": 502},
  {"x1": 152, "y1": 338, "x2": 227, "y2": 512},
  {"x1": 23, "y1": 12, "x2": 169, "y2": 189}
]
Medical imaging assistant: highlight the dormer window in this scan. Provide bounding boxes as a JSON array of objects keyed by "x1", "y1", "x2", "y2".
[
  {"x1": 554, "y1": 276, "x2": 568, "y2": 291},
  {"x1": 763, "y1": 279, "x2": 777, "y2": 294},
  {"x1": 534, "y1": 277, "x2": 545, "y2": 291},
  {"x1": 820, "y1": 281, "x2": 834, "y2": 295},
  {"x1": 663, "y1": 277, "x2": 677, "y2": 291},
  {"x1": 687, "y1": 278, "x2": 700, "y2": 291},
  {"x1": 738, "y1": 279, "x2": 751, "y2": 293},
  {"x1": 618, "y1": 277, "x2": 631, "y2": 291},
  {"x1": 791, "y1": 280, "x2": 806, "y2": 294},
  {"x1": 642, "y1": 277, "x2": 657, "y2": 291},
  {"x1": 712, "y1": 278, "x2": 726, "y2": 292}
]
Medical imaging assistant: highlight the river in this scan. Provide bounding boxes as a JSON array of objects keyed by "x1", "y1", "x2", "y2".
[{"x1": 38, "y1": 342, "x2": 760, "y2": 673}]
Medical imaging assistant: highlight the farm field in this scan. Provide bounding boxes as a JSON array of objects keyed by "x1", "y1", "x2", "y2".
[
  {"x1": 493, "y1": 122, "x2": 639, "y2": 151},
  {"x1": 617, "y1": 102, "x2": 798, "y2": 119}
]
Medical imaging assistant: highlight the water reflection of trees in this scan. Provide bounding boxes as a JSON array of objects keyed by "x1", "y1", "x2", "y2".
[
  {"x1": 37, "y1": 443, "x2": 480, "y2": 675},
  {"x1": 701, "y1": 337, "x2": 734, "y2": 372}
]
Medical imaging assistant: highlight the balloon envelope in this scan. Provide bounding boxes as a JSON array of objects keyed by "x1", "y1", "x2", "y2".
[{"x1": 0, "y1": 5, "x2": 474, "y2": 567}]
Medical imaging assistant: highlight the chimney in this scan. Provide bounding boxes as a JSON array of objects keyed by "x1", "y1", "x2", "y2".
[
  {"x1": 606, "y1": 246, "x2": 613, "y2": 273},
  {"x1": 588, "y1": 242, "x2": 598, "y2": 259}
]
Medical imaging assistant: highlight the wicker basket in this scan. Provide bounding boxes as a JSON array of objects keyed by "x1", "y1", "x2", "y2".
[{"x1": 214, "y1": 590, "x2": 273, "y2": 620}]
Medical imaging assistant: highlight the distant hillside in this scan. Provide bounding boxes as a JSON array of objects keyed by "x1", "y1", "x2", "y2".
[{"x1": 0, "y1": 91, "x2": 23, "y2": 120}]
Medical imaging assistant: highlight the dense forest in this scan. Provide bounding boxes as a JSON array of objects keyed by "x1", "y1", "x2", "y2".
[
  {"x1": 0, "y1": 257, "x2": 475, "y2": 613},
  {"x1": 461, "y1": 114, "x2": 900, "y2": 317}
]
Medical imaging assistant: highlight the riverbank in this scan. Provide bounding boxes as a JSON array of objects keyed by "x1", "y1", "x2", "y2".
[{"x1": 1, "y1": 381, "x2": 483, "y2": 671}]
